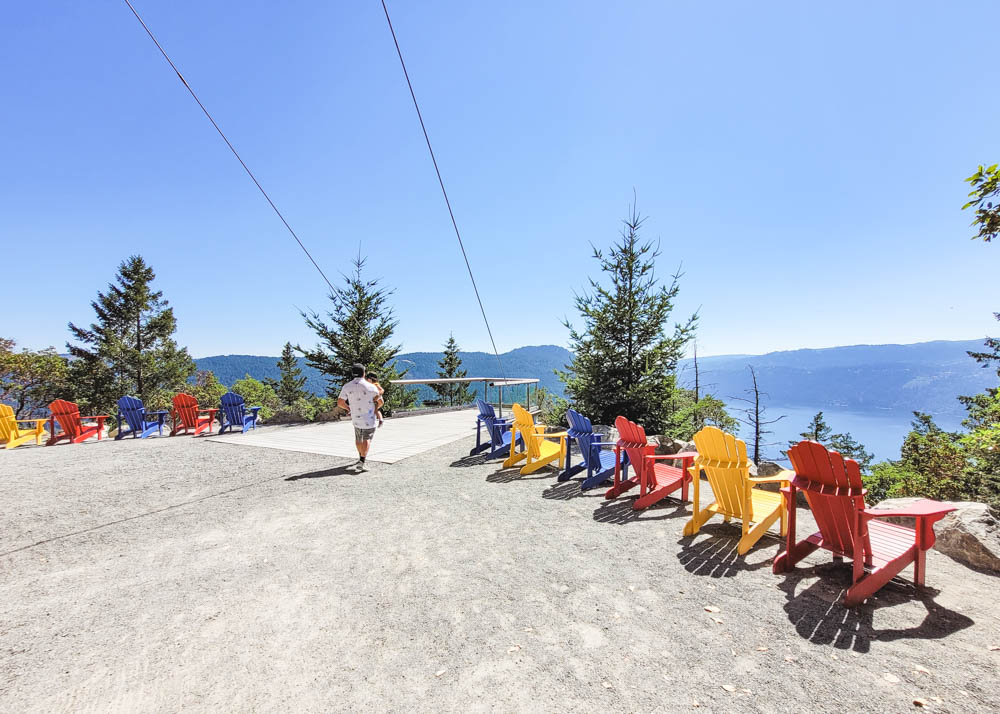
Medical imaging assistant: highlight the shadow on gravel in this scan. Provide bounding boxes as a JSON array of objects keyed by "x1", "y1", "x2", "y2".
[
  {"x1": 486, "y1": 467, "x2": 556, "y2": 484},
  {"x1": 449, "y1": 453, "x2": 496, "y2": 468},
  {"x1": 541, "y1": 480, "x2": 605, "y2": 501},
  {"x1": 286, "y1": 465, "x2": 358, "y2": 481},
  {"x1": 776, "y1": 564, "x2": 975, "y2": 652},
  {"x1": 676, "y1": 530, "x2": 773, "y2": 577},
  {"x1": 591, "y1": 497, "x2": 686, "y2": 525}
]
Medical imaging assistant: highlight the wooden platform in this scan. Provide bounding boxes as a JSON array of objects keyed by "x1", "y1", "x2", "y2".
[{"x1": 204, "y1": 409, "x2": 477, "y2": 463}]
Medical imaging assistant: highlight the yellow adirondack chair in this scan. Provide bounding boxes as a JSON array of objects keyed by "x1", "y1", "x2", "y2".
[
  {"x1": 501, "y1": 403, "x2": 568, "y2": 475},
  {"x1": 0, "y1": 403, "x2": 49, "y2": 449},
  {"x1": 683, "y1": 426, "x2": 793, "y2": 554}
]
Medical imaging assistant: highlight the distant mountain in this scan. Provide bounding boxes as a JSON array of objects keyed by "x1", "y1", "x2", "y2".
[
  {"x1": 193, "y1": 338, "x2": 994, "y2": 419},
  {"x1": 194, "y1": 345, "x2": 573, "y2": 402},
  {"x1": 677, "y1": 339, "x2": 994, "y2": 419}
]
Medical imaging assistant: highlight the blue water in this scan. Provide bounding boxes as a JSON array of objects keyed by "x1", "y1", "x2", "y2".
[{"x1": 729, "y1": 405, "x2": 964, "y2": 465}]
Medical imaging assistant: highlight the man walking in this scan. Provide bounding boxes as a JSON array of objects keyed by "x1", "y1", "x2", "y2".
[{"x1": 337, "y1": 363, "x2": 383, "y2": 472}]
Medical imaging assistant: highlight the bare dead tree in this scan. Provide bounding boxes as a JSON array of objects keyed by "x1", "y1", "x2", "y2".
[{"x1": 730, "y1": 365, "x2": 786, "y2": 464}]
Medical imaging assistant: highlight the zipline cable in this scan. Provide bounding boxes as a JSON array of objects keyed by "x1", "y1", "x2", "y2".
[
  {"x1": 379, "y1": 0, "x2": 507, "y2": 382},
  {"x1": 121, "y1": 0, "x2": 338, "y2": 295}
]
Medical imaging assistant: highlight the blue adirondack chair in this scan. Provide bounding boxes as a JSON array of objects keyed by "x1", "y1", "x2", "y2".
[
  {"x1": 219, "y1": 391, "x2": 261, "y2": 434},
  {"x1": 470, "y1": 398, "x2": 521, "y2": 457},
  {"x1": 560, "y1": 408, "x2": 622, "y2": 490},
  {"x1": 115, "y1": 396, "x2": 169, "y2": 439}
]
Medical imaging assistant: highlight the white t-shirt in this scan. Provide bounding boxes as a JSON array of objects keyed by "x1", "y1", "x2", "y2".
[{"x1": 339, "y1": 378, "x2": 380, "y2": 429}]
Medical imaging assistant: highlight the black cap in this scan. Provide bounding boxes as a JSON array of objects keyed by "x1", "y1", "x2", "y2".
[{"x1": 351, "y1": 363, "x2": 366, "y2": 378}]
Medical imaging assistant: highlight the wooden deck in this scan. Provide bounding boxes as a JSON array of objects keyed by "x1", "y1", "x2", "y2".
[{"x1": 204, "y1": 409, "x2": 477, "y2": 463}]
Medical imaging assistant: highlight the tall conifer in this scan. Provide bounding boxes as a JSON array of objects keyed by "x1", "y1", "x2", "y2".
[
  {"x1": 67, "y1": 255, "x2": 194, "y2": 412},
  {"x1": 558, "y1": 205, "x2": 696, "y2": 433},
  {"x1": 429, "y1": 334, "x2": 474, "y2": 406},
  {"x1": 298, "y1": 254, "x2": 416, "y2": 413}
]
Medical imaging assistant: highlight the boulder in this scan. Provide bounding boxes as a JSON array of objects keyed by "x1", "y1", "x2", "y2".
[
  {"x1": 592, "y1": 424, "x2": 618, "y2": 444},
  {"x1": 758, "y1": 461, "x2": 786, "y2": 477},
  {"x1": 873, "y1": 498, "x2": 1000, "y2": 574},
  {"x1": 649, "y1": 435, "x2": 696, "y2": 455}
]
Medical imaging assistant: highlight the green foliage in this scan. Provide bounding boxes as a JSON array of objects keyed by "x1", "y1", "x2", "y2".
[
  {"x1": 783, "y1": 411, "x2": 873, "y2": 473},
  {"x1": 66, "y1": 255, "x2": 195, "y2": 414},
  {"x1": 271, "y1": 397, "x2": 317, "y2": 423},
  {"x1": 427, "y1": 334, "x2": 475, "y2": 406},
  {"x1": 231, "y1": 375, "x2": 280, "y2": 421},
  {"x1": 269, "y1": 342, "x2": 308, "y2": 407},
  {"x1": 558, "y1": 205, "x2": 696, "y2": 434},
  {"x1": 298, "y1": 254, "x2": 417, "y2": 414},
  {"x1": 963, "y1": 163, "x2": 1000, "y2": 242},
  {"x1": 666, "y1": 390, "x2": 738, "y2": 441},
  {"x1": 535, "y1": 387, "x2": 570, "y2": 427},
  {"x1": 186, "y1": 371, "x2": 227, "y2": 411},
  {"x1": 0, "y1": 338, "x2": 69, "y2": 417},
  {"x1": 830, "y1": 432, "x2": 875, "y2": 474}
]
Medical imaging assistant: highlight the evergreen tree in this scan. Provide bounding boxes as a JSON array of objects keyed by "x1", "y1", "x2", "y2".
[
  {"x1": 270, "y1": 342, "x2": 307, "y2": 407},
  {"x1": 962, "y1": 163, "x2": 1000, "y2": 242},
  {"x1": 790, "y1": 411, "x2": 832, "y2": 447},
  {"x1": 66, "y1": 256, "x2": 195, "y2": 413},
  {"x1": 558, "y1": 205, "x2": 696, "y2": 433},
  {"x1": 428, "y1": 334, "x2": 475, "y2": 406},
  {"x1": 298, "y1": 254, "x2": 417, "y2": 414},
  {"x1": 830, "y1": 432, "x2": 875, "y2": 473}
]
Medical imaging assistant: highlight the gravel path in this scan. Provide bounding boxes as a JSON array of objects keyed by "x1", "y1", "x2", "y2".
[{"x1": 1, "y1": 429, "x2": 998, "y2": 713}]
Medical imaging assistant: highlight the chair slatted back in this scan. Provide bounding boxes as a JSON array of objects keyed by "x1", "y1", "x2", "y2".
[
  {"x1": 172, "y1": 393, "x2": 200, "y2": 428},
  {"x1": 49, "y1": 399, "x2": 84, "y2": 438},
  {"x1": 614, "y1": 416, "x2": 650, "y2": 478},
  {"x1": 0, "y1": 403, "x2": 20, "y2": 442},
  {"x1": 117, "y1": 396, "x2": 145, "y2": 433},
  {"x1": 220, "y1": 392, "x2": 245, "y2": 426},
  {"x1": 692, "y1": 426, "x2": 750, "y2": 518},
  {"x1": 512, "y1": 404, "x2": 543, "y2": 459},
  {"x1": 476, "y1": 398, "x2": 504, "y2": 447},
  {"x1": 566, "y1": 409, "x2": 597, "y2": 468},
  {"x1": 788, "y1": 440, "x2": 867, "y2": 556}
]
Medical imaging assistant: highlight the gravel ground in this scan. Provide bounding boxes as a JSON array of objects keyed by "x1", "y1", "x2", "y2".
[{"x1": 1, "y1": 429, "x2": 998, "y2": 713}]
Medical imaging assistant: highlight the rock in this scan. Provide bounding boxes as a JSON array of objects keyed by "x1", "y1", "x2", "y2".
[
  {"x1": 873, "y1": 498, "x2": 1000, "y2": 574},
  {"x1": 758, "y1": 461, "x2": 785, "y2": 477},
  {"x1": 592, "y1": 424, "x2": 618, "y2": 443},
  {"x1": 649, "y1": 435, "x2": 696, "y2": 455}
]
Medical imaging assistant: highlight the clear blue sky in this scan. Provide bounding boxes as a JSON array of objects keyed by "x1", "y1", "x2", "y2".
[{"x1": 2, "y1": 1, "x2": 998, "y2": 358}]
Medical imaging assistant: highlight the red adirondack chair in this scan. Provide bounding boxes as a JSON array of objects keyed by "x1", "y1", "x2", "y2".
[
  {"x1": 773, "y1": 440, "x2": 956, "y2": 606},
  {"x1": 47, "y1": 399, "x2": 109, "y2": 446},
  {"x1": 604, "y1": 415, "x2": 695, "y2": 510},
  {"x1": 170, "y1": 393, "x2": 218, "y2": 436}
]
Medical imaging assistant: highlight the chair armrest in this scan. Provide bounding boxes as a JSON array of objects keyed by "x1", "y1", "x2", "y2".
[
  {"x1": 863, "y1": 499, "x2": 956, "y2": 520},
  {"x1": 542, "y1": 431, "x2": 568, "y2": 438},
  {"x1": 16, "y1": 418, "x2": 49, "y2": 425},
  {"x1": 250, "y1": 406, "x2": 262, "y2": 411},
  {"x1": 82, "y1": 415, "x2": 110, "y2": 420},
  {"x1": 748, "y1": 470, "x2": 794, "y2": 485}
]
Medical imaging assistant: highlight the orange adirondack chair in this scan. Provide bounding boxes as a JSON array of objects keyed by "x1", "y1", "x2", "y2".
[
  {"x1": 604, "y1": 415, "x2": 694, "y2": 510},
  {"x1": 170, "y1": 393, "x2": 218, "y2": 436},
  {"x1": 46, "y1": 399, "x2": 108, "y2": 446},
  {"x1": 773, "y1": 441, "x2": 956, "y2": 606},
  {"x1": 1, "y1": 403, "x2": 48, "y2": 449}
]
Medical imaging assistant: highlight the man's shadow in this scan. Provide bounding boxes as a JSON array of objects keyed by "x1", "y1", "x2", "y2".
[
  {"x1": 286, "y1": 465, "x2": 358, "y2": 481},
  {"x1": 775, "y1": 562, "x2": 974, "y2": 652}
]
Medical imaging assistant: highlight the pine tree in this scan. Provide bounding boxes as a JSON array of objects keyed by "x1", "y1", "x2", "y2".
[
  {"x1": 298, "y1": 254, "x2": 417, "y2": 413},
  {"x1": 792, "y1": 412, "x2": 832, "y2": 446},
  {"x1": 66, "y1": 255, "x2": 195, "y2": 412},
  {"x1": 428, "y1": 334, "x2": 475, "y2": 406},
  {"x1": 272, "y1": 342, "x2": 307, "y2": 407},
  {"x1": 830, "y1": 432, "x2": 875, "y2": 473},
  {"x1": 558, "y1": 204, "x2": 696, "y2": 433}
]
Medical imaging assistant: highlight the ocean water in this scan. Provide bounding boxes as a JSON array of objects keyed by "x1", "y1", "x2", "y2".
[{"x1": 728, "y1": 405, "x2": 965, "y2": 465}]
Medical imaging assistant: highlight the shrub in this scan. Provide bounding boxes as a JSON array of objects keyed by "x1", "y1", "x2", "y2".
[{"x1": 231, "y1": 375, "x2": 280, "y2": 421}]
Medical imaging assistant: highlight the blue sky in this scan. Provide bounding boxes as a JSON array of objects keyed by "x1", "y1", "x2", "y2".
[{"x1": 2, "y1": 1, "x2": 998, "y2": 359}]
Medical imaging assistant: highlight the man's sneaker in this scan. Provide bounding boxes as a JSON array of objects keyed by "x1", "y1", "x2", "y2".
[
  {"x1": 350, "y1": 459, "x2": 363, "y2": 472},
  {"x1": 359, "y1": 461, "x2": 370, "y2": 472}
]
